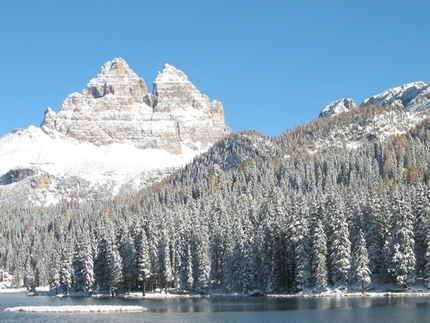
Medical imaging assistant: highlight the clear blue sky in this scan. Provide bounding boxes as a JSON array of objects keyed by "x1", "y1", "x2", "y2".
[{"x1": 1, "y1": 0, "x2": 429, "y2": 138}]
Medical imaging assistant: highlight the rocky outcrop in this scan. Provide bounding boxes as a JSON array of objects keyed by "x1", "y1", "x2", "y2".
[
  {"x1": 320, "y1": 81, "x2": 430, "y2": 118},
  {"x1": 152, "y1": 64, "x2": 228, "y2": 151},
  {"x1": 41, "y1": 58, "x2": 230, "y2": 154},
  {"x1": 360, "y1": 81, "x2": 430, "y2": 111},
  {"x1": 319, "y1": 98, "x2": 356, "y2": 118},
  {"x1": 1, "y1": 168, "x2": 37, "y2": 184}
]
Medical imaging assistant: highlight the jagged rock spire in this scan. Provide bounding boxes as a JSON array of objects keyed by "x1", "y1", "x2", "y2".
[{"x1": 40, "y1": 58, "x2": 230, "y2": 154}]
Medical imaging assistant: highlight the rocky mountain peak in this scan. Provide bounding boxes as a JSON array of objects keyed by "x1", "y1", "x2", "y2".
[
  {"x1": 40, "y1": 58, "x2": 230, "y2": 154},
  {"x1": 82, "y1": 57, "x2": 148, "y2": 100},
  {"x1": 319, "y1": 81, "x2": 430, "y2": 118},
  {"x1": 319, "y1": 98, "x2": 356, "y2": 118},
  {"x1": 156, "y1": 63, "x2": 189, "y2": 82},
  {"x1": 97, "y1": 57, "x2": 135, "y2": 78},
  {"x1": 360, "y1": 81, "x2": 429, "y2": 111}
]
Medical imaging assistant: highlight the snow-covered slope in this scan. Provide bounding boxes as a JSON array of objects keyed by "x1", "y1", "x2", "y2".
[
  {"x1": 320, "y1": 81, "x2": 430, "y2": 118},
  {"x1": 289, "y1": 81, "x2": 430, "y2": 157},
  {"x1": 360, "y1": 81, "x2": 430, "y2": 111},
  {"x1": 314, "y1": 109, "x2": 429, "y2": 152},
  {"x1": 0, "y1": 58, "x2": 231, "y2": 206}
]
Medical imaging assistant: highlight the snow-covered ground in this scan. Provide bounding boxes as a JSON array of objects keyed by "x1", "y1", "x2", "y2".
[
  {"x1": 0, "y1": 126, "x2": 200, "y2": 205},
  {"x1": 0, "y1": 126, "x2": 197, "y2": 190},
  {"x1": 2, "y1": 282, "x2": 429, "y2": 298}
]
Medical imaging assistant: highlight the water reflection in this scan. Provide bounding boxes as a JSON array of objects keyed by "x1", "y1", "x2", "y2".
[
  {"x1": 1, "y1": 293, "x2": 430, "y2": 323},
  {"x1": 144, "y1": 297, "x2": 383, "y2": 313}
]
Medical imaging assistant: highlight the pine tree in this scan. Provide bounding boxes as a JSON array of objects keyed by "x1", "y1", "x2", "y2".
[
  {"x1": 286, "y1": 203, "x2": 310, "y2": 292},
  {"x1": 94, "y1": 236, "x2": 108, "y2": 292},
  {"x1": 180, "y1": 241, "x2": 194, "y2": 292},
  {"x1": 135, "y1": 228, "x2": 151, "y2": 295},
  {"x1": 310, "y1": 217, "x2": 328, "y2": 292},
  {"x1": 48, "y1": 250, "x2": 61, "y2": 295},
  {"x1": 23, "y1": 260, "x2": 35, "y2": 293},
  {"x1": 325, "y1": 194, "x2": 351, "y2": 287},
  {"x1": 119, "y1": 231, "x2": 135, "y2": 294},
  {"x1": 105, "y1": 237, "x2": 123, "y2": 296},
  {"x1": 387, "y1": 191, "x2": 416, "y2": 288},
  {"x1": 159, "y1": 227, "x2": 173, "y2": 292},
  {"x1": 350, "y1": 229, "x2": 371, "y2": 293},
  {"x1": 59, "y1": 245, "x2": 73, "y2": 295},
  {"x1": 73, "y1": 234, "x2": 94, "y2": 293}
]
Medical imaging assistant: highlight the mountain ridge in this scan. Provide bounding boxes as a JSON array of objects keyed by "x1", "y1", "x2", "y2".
[{"x1": 320, "y1": 81, "x2": 430, "y2": 118}]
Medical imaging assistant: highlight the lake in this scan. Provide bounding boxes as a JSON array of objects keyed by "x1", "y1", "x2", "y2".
[{"x1": 1, "y1": 292, "x2": 430, "y2": 322}]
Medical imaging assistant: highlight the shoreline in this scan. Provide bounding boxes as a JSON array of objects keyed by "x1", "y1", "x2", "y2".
[{"x1": 3, "y1": 289, "x2": 430, "y2": 299}]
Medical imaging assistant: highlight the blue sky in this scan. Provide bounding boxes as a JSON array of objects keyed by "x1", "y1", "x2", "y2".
[{"x1": 1, "y1": 0, "x2": 429, "y2": 138}]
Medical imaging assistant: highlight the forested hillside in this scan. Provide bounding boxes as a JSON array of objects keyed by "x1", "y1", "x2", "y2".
[{"x1": 2, "y1": 106, "x2": 430, "y2": 295}]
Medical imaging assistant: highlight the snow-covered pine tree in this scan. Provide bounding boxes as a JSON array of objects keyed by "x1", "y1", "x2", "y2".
[
  {"x1": 105, "y1": 235, "x2": 123, "y2": 296},
  {"x1": 135, "y1": 228, "x2": 152, "y2": 295},
  {"x1": 286, "y1": 201, "x2": 311, "y2": 292},
  {"x1": 180, "y1": 239, "x2": 194, "y2": 292},
  {"x1": 310, "y1": 216, "x2": 328, "y2": 292},
  {"x1": 349, "y1": 228, "x2": 371, "y2": 292},
  {"x1": 159, "y1": 226, "x2": 173, "y2": 293},
  {"x1": 325, "y1": 193, "x2": 351, "y2": 287},
  {"x1": 59, "y1": 244, "x2": 73, "y2": 295},
  {"x1": 73, "y1": 233, "x2": 94, "y2": 293},
  {"x1": 412, "y1": 186, "x2": 430, "y2": 277},
  {"x1": 48, "y1": 249, "x2": 61, "y2": 295},
  {"x1": 386, "y1": 190, "x2": 416, "y2": 288},
  {"x1": 94, "y1": 236, "x2": 108, "y2": 292},
  {"x1": 192, "y1": 227, "x2": 211, "y2": 293},
  {"x1": 119, "y1": 230, "x2": 135, "y2": 294}
]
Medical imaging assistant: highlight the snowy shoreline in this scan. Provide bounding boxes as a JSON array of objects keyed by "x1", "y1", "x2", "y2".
[
  {"x1": 2, "y1": 287, "x2": 430, "y2": 299},
  {"x1": 5, "y1": 305, "x2": 147, "y2": 313}
]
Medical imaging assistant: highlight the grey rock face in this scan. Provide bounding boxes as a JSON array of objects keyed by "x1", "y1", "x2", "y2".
[
  {"x1": 41, "y1": 58, "x2": 230, "y2": 154},
  {"x1": 153, "y1": 64, "x2": 228, "y2": 151},
  {"x1": 1, "y1": 168, "x2": 37, "y2": 184}
]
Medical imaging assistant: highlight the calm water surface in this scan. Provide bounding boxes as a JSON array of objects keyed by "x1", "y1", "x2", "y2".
[{"x1": 1, "y1": 292, "x2": 430, "y2": 323}]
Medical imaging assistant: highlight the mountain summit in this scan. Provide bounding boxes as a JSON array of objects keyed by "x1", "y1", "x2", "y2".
[
  {"x1": 41, "y1": 58, "x2": 229, "y2": 154},
  {"x1": 0, "y1": 58, "x2": 231, "y2": 205},
  {"x1": 320, "y1": 81, "x2": 430, "y2": 118}
]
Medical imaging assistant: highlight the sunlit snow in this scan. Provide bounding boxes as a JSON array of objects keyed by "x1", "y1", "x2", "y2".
[{"x1": 0, "y1": 126, "x2": 199, "y2": 204}]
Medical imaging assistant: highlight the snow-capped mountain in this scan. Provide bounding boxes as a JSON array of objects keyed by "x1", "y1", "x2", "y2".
[
  {"x1": 41, "y1": 58, "x2": 228, "y2": 154},
  {"x1": 0, "y1": 58, "x2": 230, "y2": 206},
  {"x1": 360, "y1": 81, "x2": 430, "y2": 111},
  {"x1": 319, "y1": 98, "x2": 356, "y2": 118},
  {"x1": 320, "y1": 81, "x2": 430, "y2": 118}
]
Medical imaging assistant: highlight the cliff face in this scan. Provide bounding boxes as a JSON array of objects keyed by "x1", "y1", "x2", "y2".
[{"x1": 41, "y1": 58, "x2": 230, "y2": 154}]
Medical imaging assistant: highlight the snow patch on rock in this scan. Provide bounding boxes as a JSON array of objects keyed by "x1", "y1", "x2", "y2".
[
  {"x1": 319, "y1": 98, "x2": 356, "y2": 118},
  {"x1": 360, "y1": 81, "x2": 429, "y2": 111}
]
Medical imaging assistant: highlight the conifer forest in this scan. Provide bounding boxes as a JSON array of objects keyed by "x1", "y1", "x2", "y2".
[{"x1": 2, "y1": 106, "x2": 430, "y2": 295}]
